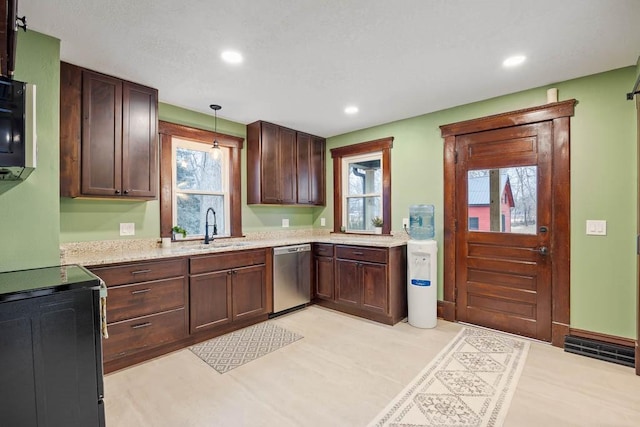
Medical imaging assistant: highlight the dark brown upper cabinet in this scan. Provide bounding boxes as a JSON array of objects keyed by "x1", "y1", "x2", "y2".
[
  {"x1": 296, "y1": 132, "x2": 325, "y2": 206},
  {"x1": 60, "y1": 62, "x2": 158, "y2": 199},
  {"x1": 247, "y1": 120, "x2": 325, "y2": 206},
  {"x1": 0, "y1": 0, "x2": 19, "y2": 77}
]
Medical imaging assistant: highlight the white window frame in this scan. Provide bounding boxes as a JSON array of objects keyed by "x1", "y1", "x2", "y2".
[
  {"x1": 341, "y1": 151, "x2": 383, "y2": 233},
  {"x1": 171, "y1": 137, "x2": 230, "y2": 237}
]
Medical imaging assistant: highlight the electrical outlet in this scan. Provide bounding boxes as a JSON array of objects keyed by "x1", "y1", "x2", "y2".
[
  {"x1": 402, "y1": 218, "x2": 409, "y2": 229},
  {"x1": 320, "y1": 217, "x2": 326, "y2": 227},
  {"x1": 282, "y1": 218, "x2": 289, "y2": 228},
  {"x1": 120, "y1": 222, "x2": 135, "y2": 236}
]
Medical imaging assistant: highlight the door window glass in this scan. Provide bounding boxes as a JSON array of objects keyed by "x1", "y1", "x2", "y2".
[{"x1": 467, "y1": 166, "x2": 537, "y2": 234}]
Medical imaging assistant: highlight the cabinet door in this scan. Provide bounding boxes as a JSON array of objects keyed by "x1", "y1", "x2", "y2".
[
  {"x1": 122, "y1": 82, "x2": 158, "y2": 198},
  {"x1": 309, "y1": 136, "x2": 325, "y2": 205},
  {"x1": 190, "y1": 271, "x2": 232, "y2": 333},
  {"x1": 0, "y1": 290, "x2": 103, "y2": 426},
  {"x1": 335, "y1": 259, "x2": 361, "y2": 307},
  {"x1": 81, "y1": 70, "x2": 123, "y2": 196},
  {"x1": 278, "y1": 127, "x2": 297, "y2": 204},
  {"x1": 260, "y1": 122, "x2": 280, "y2": 203},
  {"x1": 232, "y1": 264, "x2": 267, "y2": 321},
  {"x1": 361, "y1": 262, "x2": 388, "y2": 313},
  {"x1": 314, "y1": 255, "x2": 334, "y2": 300},
  {"x1": 296, "y1": 133, "x2": 312, "y2": 204}
]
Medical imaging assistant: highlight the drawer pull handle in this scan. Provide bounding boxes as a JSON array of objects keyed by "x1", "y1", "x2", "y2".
[
  {"x1": 352, "y1": 251, "x2": 364, "y2": 255},
  {"x1": 131, "y1": 322, "x2": 152, "y2": 329},
  {"x1": 131, "y1": 269, "x2": 152, "y2": 275},
  {"x1": 131, "y1": 288, "x2": 151, "y2": 295}
]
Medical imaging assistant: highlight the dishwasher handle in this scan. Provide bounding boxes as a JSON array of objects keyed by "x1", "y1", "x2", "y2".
[{"x1": 273, "y1": 244, "x2": 311, "y2": 256}]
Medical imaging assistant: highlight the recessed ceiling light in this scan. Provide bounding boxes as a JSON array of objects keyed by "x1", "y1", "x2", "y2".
[
  {"x1": 503, "y1": 55, "x2": 526, "y2": 68},
  {"x1": 221, "y1": 50, "x2": 243, "y2": 64},
  {"x1": 344, "y1": 105, "x2": 359, "y2": 115}
]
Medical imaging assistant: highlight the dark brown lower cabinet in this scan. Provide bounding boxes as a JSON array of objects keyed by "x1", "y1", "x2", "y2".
[
  {"x1": 190, "y1": 262, "x2": 267, "y2": 334},
  {"x1": 313, "y1": 243, "x2": 334, "y2": 300},
  {"x1": 90, "y1": 249, "x2": 272, "y2": 373},
  {"x1": 315, "y1": 244, "x2": 407, "y2": 325}
]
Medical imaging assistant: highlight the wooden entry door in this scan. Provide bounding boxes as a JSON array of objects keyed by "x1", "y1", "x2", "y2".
[
  {"x1": 440, "y1": 100, "x2": 576, "y2": 346},
  {"x1": 455, "y1": 122, "x2": 552, "y2": 341}
]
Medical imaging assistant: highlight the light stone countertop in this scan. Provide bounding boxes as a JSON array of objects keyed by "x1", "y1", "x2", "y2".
[{"x1": 61, "y1": 230, "x2": 410, "y2": 267}]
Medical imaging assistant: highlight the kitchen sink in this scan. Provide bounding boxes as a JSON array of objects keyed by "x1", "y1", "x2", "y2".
[{"x1": 169, "y1": 241, "x2": 253, "y2": 253}]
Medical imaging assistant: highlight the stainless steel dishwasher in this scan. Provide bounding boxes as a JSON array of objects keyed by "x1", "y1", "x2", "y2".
[{"x1": 272, "y1": 244, "x2": 311, "y2": 316}]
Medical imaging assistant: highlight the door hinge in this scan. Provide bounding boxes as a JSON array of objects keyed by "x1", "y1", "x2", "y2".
[
  {"x1": 454, "y1": 288, "x2": 458, "y2": 301},
  {"x1": 454, "y1": 219, "x2": 458, "y2": 232},
  {"x1": 454, "y1": 150, "x2": 458, "y2": 164}
]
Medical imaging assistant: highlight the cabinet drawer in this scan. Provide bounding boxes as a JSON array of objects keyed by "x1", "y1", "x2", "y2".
[
  {"x1": 313, "y1": 243, "x2": 334, "y2": 257},
  {"x1": 335, "y1": 245, "x2": 388, "y2": 264},
  {"x1": 107, "y1": 277, "x2": 187, "y2": 323},
  {"x1": 103, "y1": 308, "x2": 187, "y2": 362},
  {"x1": 91, "y1": 259, "x2": 186, "y2": 287},
  {"x1": 190, "y1": 249, "x2": 266, "y2": 275}
]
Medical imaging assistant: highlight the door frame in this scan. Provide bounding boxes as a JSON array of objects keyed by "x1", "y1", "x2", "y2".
[{"x1": 440, "y1": 100, "x2": 576, "y2": 347}]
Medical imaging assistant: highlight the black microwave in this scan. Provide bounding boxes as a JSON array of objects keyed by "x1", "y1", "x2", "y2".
[{"x1": 0, "y1": 76, "x2": 36, "y2": 181}]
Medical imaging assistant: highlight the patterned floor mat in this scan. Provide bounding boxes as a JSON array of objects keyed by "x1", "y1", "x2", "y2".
[
  {"x1": 189, "y1": 322, "x2": 303, "y2": 374},
  {"x1": 368, "y1": 327, "x2": 530, "y2": 427}
]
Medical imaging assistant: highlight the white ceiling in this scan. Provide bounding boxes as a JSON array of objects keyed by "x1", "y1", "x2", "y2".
[{"x1": 21, "y1": 0, "x2": 640, "y2": 137}]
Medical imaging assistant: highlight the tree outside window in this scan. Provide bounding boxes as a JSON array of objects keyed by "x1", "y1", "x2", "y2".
[{"x1": 173, "y1": 139, "x2": 229, "y2": 237}]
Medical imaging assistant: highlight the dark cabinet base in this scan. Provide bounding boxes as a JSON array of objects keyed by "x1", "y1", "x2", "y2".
[{"x1": 0, "y1": 287, "x2": 104, "y2": 426}]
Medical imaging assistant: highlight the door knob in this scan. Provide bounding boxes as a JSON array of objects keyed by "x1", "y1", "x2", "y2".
[{"x1": 538, "y1": 246, "x2": 548, "y2": 256}]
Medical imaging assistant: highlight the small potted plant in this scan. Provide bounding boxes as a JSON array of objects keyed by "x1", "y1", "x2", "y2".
[
  {"x1": 171, "y1": 225, "x2": 187, "y2": 240},
  {"x1": 371, "y1": 216, "x2": 383, "y2": 234}
]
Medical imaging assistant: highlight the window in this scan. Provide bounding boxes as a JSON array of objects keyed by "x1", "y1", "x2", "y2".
[
  {"x1": 342, "y1": 153, "x2": 382, "y2": 232},
  {"x1": 331, "y1": 137, "x2": 393, "y2": 234},
  {"x1": 469, "y1": 217, "x2": 479, "y2": 230},
  {"x1": 172, "y1": 138, "x2": 229, "y2": 237},
  {"x1": 159, "y1": 121, "x2": 244, "y2": 239}
]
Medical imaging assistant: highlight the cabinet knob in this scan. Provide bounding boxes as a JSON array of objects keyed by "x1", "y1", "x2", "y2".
[
  {"x1": 115, "y1": 189, "x2": 121, "y2": 194},
  {"x1": 124, "y1": 189, "x2": 130, "y2": 195}
]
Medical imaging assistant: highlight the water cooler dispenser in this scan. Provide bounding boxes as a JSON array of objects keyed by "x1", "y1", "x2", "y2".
[{"x1": 407, "y1": 204, "x2": 437, "y2": 328}]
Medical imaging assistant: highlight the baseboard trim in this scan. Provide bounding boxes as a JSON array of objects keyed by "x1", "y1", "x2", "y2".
[
  {"x1": 569, "y1": 328, "x2": 635, "y2": 349},
  {"x1": 437, "y1": 300, "x2": 443, "y2": 318}
]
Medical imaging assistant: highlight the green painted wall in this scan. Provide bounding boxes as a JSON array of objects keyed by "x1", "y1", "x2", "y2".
[
  {"x1": 158, "y1": 104, "x2": 317, "y2": 233},
  {"x1": 14, "y1": 29, "x2": 639, "y2": 338},
  {"x1": 0, "y1": 31, "x2": 61, "y2": 272},
  {"x1": 59, "y1": 102, "x2": 320, "y2": 242},
  {"x1": 322, "y1": 67, "x2": 638, "y2": 339}
]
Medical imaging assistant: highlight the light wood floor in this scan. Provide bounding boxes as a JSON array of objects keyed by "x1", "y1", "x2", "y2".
[{"x1": 105, "y1": 306, "x2": 640, "y2": 426}]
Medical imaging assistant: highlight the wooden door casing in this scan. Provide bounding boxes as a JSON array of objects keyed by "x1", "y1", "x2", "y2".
[{"x1": 441, "y1": 100, "x2": 576, "y2": 346}]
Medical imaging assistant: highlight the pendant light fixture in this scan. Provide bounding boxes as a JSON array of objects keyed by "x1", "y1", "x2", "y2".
[{"x1": 209, "y1": 104, "x2": 222, "y2": 160}]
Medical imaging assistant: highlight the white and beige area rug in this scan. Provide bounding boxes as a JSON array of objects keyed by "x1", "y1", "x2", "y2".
[
  {"x1": 369, "y1": 327, "x2": 530, "y2": 427},
  {"x1": 189, "y1": 322, "x2": 303, "y2": 374}
]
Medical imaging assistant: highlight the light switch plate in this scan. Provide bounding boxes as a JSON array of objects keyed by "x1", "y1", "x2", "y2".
[
  {"x1": 120, "y1": 222, "x2": 135, "y2": 236},
  {"x1": 282, "y1": 218, "x2": 289, "y2": 228},
  {"x1": 320, "y1": 217, "x2": 326, "y2": 227},
  {"x1": 586, "y1": 220, "x2": 606, "y2": 236}
]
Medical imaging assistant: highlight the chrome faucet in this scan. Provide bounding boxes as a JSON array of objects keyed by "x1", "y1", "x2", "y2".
[{"x1": 204, "y1": 207, "x2": 218, "y2": 244}]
